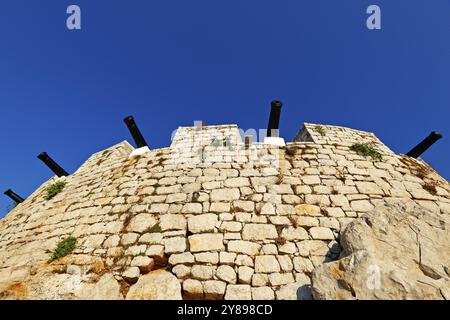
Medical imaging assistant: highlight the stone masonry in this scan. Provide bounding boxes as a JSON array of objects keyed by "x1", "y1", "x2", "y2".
[{"x1": 0, "y1": 123, "x2": 448, "y2": 299}]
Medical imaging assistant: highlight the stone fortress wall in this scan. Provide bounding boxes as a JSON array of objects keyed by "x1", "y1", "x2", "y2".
[{"x1": 0, "y1": 122, "x2": 448, "y2": 300}]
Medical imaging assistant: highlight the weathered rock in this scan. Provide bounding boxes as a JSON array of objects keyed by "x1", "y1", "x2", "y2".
[
  {"x1": 255, "y1": 256, "x2": 280, "y2": 273},
  {"x1": 123, "y1": 267, "x2": 141, "y2": 282},
  {"x1": 224, "y1": 284, "x2": 252, "y2": 300},
  {"x1": 227, "y1": 240, "x2": 261, "y2": 256},
  {"x1": 188, "y1": 214, "x2": 218, "y2": 233},
  {"x1": 164, "y1": 237, "x2": 187, "y2": 254},
  {"x1": 281, "y1": 226, "x2": 309, "y2": 240},
  {"x1": 191, "y1": 265, "x2": 214, "y2": 280},
  {"x1": 127, "y1": 214, "x2": 158, "y2": 233},
  {"x1": 293, "y1": 257, "x2": 314, "y2": 273},
  {"x1": 276, "y1": 280, "x2": 312, "y2": 300},
  {"x1": 160, "y1": 214, "x2": 186, "y2": 231},
  {"x1": 189, "y1": 233, "x2": 224, "y2": 252},
  {"x1": 260, "y1": 203, "x2": 276, "y2": 215},
  {"x1": 210, "y1": 188, "x2": 240, "y2": 202},
  {"x1": 311, "y1": 202, "x2": 450, "y2": 300},
  {"x1": 251, "y1": 286, "x2": 274, "y2": 300},
  {"x1": 126, "y1": 270, "x2": 182, "y2": 300},
  {"x1": 75, "y1": 274, "x2": 123, "y2": 300},
  {"x1": 309, "y1": 227, "x2": 334, "y2": 240},
  {"x1": 204, "y1": 280, "x2": 227, "y2": 300},
  {"x1": 182, "y1": 279, "x2": 204, "y2": 299},
  {"x1": 0, "y1": 268, "x2": 122, "y2": 300},
  {"x1": 242, "y1": 224, "x2": 278, "y2": 241},
  {"x1": 216, "y1": 265, "x2": 237, "y2": 284},
  {"x1": 238, "y1": 266, "x2": 254, "y2": 284}
]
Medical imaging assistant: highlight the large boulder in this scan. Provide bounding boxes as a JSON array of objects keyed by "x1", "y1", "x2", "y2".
[
  {"x1": 0, "y1": 269, "x2": 122, "y2": 300},
  {"x1": 311, "y1": 202, "x2": 450, "y2": 300},
  {"x1": 126, "y1": 269, "x2": 182, "y2": 300}
]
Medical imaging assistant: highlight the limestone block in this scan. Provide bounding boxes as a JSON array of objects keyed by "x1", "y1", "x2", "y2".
[
  {"x1": 227, "y1": 240, "x2": 261, "y2": 256},
  {"x1": 281, "y1": 226, "x2": 309, "y2": 241},
  {"x1": 204, "y1": 280, "x2": 227, "y2": 300},
  {"x1": 277, "y1": 255, "x2": 294, "y2": 272},
  {"x1": 309, "y1": 227, "x2": 335, "y2": 240},
  {"x1": 191, "y1": 265, "x2": 214, "y2": 280},
  {"x1": 126, "y1": 270, "x2": 182, "y2": 300},
  {"x1": 181, "y1": 203, "x2": 203, "y2": 214},
  {"x1": 139, "y1": 233, "x2": 163, "y2": 244},
  {"x1": 295, "y1": 204, "x2": 321, "y2": 216},
  {"x1": 219, "y1": 252, "x2": 237, "y2": 265},
  {"x1": 216, "y1": 265, "x2": 237, "y2": 284},
  {"x1": 172, "y1": 265, "x2": 191, "y2": 279},
  {"x1": 238, "y1": 266, "x2": 254, "y2": 284},
  {"x1": 235, "y1": 254, "x2": 254, "y2": 267},
  {"x1": 219, "y1": 221, "x2": 242, "y2": 232},
  {"x1": 163, "y1": 237, "x2": 186, "y2": 254},
  {"x1": 350, "y1": 200, "x2": 374, "y2": 212},
  {"x1": 166, "y1": 193, "x2": 187, "y2": 203},
  {"x1": 296, "y1": 240, "x2": 330, "y2": 256},
  {"x1": 355, "y1": 182, "x2": 384, "y2": 195},
  {"x1": 224, "y1": 285, "x2": 252, "y2": 300},
  {"x1": 146, "y1": 245, "x2": 164, "y2": 257},
  {"x1": 242, "y1": 224, "x2": 278, "y2": 241},
  {"x1": 293, "y1": 257, "x2": 314, "y2": 273},
  {"x1": 127, "y1": 214, "x2": 158, "y2": 233},
  {"x1": 160, "y1": 214, "x2": 186, "y2": 231},
  {"x1": 123, "y1": 267, "x2": 140, "y2": 282},
  {"x1": 251, "y1": 286, "x2": 275, "y2": 300},
  {"x1": 183, "y1": 279, "x2": 204, "y2": 298},
  {"x1": 169, "y1": 252, "x2": 195, "y2": 265},
  {"x1": 260, "y1": 203, "x2": 276, "y2": 215},
  {"x1": 255, "y1": 256, "x2": 281, "y2": 273},
  {"x1": 210, "y1": 202, "x2": 231, "y2": 213},
  {"x1": 268, "y1": 273, "x2": 295, "y2": 286},
  {"x1": 188, "y1": 214, "x2": 218, "y2": 233},
  {"x1": 188, "y1": 233, "x2": 224, "y2": 252},
  {"x1": 210, "y1": 188, "x2": 240, "y2": 202}
]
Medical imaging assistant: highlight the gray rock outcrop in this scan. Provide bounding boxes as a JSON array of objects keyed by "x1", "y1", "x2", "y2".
[{"x1": 311, "y1": 202, "x2": 450, "y2": 300}]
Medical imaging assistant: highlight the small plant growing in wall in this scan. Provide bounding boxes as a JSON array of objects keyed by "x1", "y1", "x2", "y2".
[
  {"x1": 146, "y1": 223, "x2": 162, "y2": 233},
  {"x1": 49, "y1": 236, "x2": 77, "y2": 262},
  {"x1": 350, "y1": 142, "x2": 383, "y2": 161},
  {"x1": 46, "y1": 181, "x2": 66, "y2": 200},
  {"x1": 315, "y1": 125, "x2": 327, "y2": 137},
  {"x1": 422, "y1": 181, "x2": 438, "y2": 195}
]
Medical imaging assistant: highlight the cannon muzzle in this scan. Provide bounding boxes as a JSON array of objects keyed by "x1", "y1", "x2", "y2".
[
  {"x1": 124, "y1": 116, "x2": 148, "y2": 148},
  {"x1": 4, "y1": 189, "x2": 24, "y2": 203},
  {"x1": 267, "y1": 100, "x2": 283, "y2": 137},
  {"x1": 406, "y1": 131, "x2": 443, "y2": 158},
  {"x1": 37, "y1": 152, "x2": 69, "y2": 177}
]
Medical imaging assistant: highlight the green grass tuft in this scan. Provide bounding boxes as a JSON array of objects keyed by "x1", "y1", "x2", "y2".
[
  {"x1": 146, "y1": 223, "x2": 162, "y2": 233},
  {"x1": 314, "y1": 126, "x2": 327, "y2": 136},
  {"x1": 350, "y1": 142, "x2": 383, "y2": 161},
  {"x1": 46, "y1": 181, "x2": 66, "y2": 200},
  {"x1": 49, "y1": 236, "x2": 77, "y2": 262}
]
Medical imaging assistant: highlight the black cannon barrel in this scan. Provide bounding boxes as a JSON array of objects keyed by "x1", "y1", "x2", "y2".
[
  {"x1": 37, "y1": 152, "x2": 69, "y2": 177},
  {"x1": 4, "y1": 189, "x2": 24, "y2": 203},
  {"x1": 267, "y1": 100, "x2": 283, "y2": 137},
  {"x1": 123, "y1": 116, "x2": 148, "y2": 148},
  {"x1": 406, "y1": 131, "x2": 443, "y2": 158}
]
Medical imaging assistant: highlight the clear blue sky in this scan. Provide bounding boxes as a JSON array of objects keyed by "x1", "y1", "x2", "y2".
[{"x1": 1, "y1": 1, "x2": 449, "y2": 216}]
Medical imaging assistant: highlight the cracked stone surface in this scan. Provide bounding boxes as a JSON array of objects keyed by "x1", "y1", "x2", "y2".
[{"x1": 311, "y1": 202, "x2": 450, "y2": 300}]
